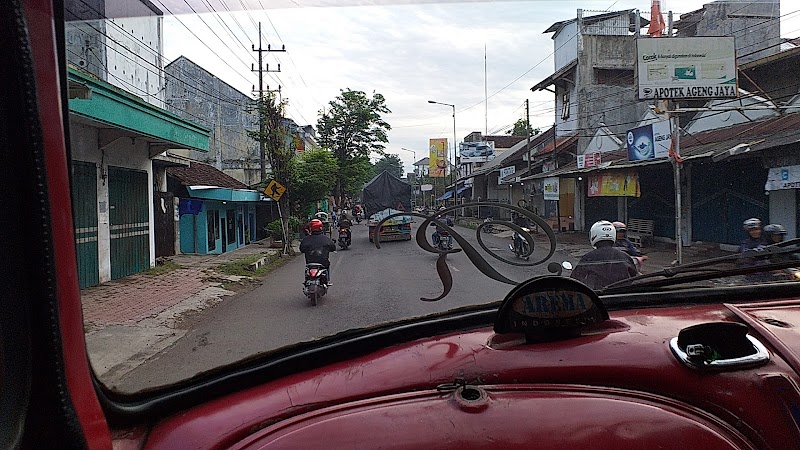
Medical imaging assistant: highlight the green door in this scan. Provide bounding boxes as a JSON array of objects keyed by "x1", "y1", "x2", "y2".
[
  {"x1": 71, "y1": 161, "x2": 99, "y2": 288},
  {"x1": 109, "y1": 167, "x2": 150, "y2": 279}
]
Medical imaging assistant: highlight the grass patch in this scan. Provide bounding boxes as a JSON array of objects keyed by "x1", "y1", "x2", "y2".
[
  {"x1": 144, "y1": 260, "x2": 181, "y2": 276},
  {"x1": 216, "y1": 253, "x2": 289, "y2": 279}
]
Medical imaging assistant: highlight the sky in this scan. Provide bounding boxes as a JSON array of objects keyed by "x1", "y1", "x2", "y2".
[{"x1": 159, "y1": 0, "x2": 796, "y2": 173}]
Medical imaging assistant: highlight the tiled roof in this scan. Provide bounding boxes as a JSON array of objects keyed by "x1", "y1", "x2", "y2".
[
  {"x1": 485, "y1": 135, "x2": 526, "y2": 149},
  {"x1": 167, "y1": 161, "x2": 249, "y2": 190}
]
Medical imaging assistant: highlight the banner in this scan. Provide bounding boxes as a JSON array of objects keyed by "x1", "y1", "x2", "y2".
[
  {"x1": 588, "y1": 172, "x2": 641, "y2": 197},
  {"x1": 429, "y1": 138, "x2": 448, "y2": 177},
  {"x1": 543, "y1": 177, "x2": 560, "y2": 201},
  {"x1": 637, "y1": 37, "x2": 737, "y2": 100},
  {"x1": 627, "y1": 120, "x2": 671, "y2": 161}
]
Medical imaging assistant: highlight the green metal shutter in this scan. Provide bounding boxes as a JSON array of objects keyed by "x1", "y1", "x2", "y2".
[
  {"x1": 109, "y1": 167, "x2": 150, "y2": 279},
  {"x1": 71, "y1": 161, "x2": 99, "y2": 288}
]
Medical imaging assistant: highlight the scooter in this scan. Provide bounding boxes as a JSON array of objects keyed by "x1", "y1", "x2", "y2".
[
  {"x1": 303, "y1": 263, "x2": 329, "y2": 306},
  {"x1": 509, "y1": 228, "x2": 532, "y2": 260},
  {"x1": 338, "y1": 227, "x2": 351, "y2": 250}
]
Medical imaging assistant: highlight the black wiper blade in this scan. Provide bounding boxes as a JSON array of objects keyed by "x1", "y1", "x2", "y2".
[{"x1": 601, "y1": 238, "x2": 800, "y2": 294}]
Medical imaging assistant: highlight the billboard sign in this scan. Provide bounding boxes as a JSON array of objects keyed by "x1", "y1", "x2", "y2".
[
  {"x1": 429, "y1": 138, "x2": 448, "y2": 177},
  {"x1": 637, "y1": 37, "x2": 737, "y2": 100},
  {"x1": 543, "y1": 177, "x2": 560, "y2": 201},
  {"x1": 626, "y1": 120, "x2": 672, "y2": 162},
  {"x1": 460, "y1": 141, "x2": 496, "y2": 163},
  {"x1": 766, "y1": 165, "x2": 800, "y2": 191}
]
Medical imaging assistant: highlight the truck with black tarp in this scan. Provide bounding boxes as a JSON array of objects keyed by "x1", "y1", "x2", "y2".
[{"x1": 363, "y1": 171, "x2": 413, "y2": 242}]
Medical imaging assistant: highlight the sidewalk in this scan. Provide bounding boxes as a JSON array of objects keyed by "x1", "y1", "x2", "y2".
[{"x1": 81, "y1": 241, "x2": 291, "y2": 388}]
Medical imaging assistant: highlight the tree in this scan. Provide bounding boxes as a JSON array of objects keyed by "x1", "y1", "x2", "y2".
[
  {"x1": 507, "y1": 118, "x2": 540, "y2": 137},
  {"x1": 373, "y1": 154, "x2": 404, "y2": 179},
  {"x1": 317, "y1": 89, "x2": 391, "y2": 207},
  {"x1": 290, "y1": 148, "x2": 338, "y2": 216},
  {"x1": 247, "y1": 93, "x2": 294, "y2": 254}
]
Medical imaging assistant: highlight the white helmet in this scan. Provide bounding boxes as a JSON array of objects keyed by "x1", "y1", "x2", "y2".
[{"x1": 590, "y1": 220, "x2": 616, "y2": 248}]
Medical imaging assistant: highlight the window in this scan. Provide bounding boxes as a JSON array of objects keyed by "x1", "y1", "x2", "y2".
[
  {"x1": 561, "y1": 91, "x2": 570, "y2": 120},
  {"x1": 594, "y1": 68, "x2": 634, "y2": 86}
]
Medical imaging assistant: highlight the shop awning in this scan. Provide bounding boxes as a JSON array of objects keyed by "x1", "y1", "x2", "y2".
[
  {"x1": 67, "y1": 67, "x2": 210, "y2": 157},
  {"x1": 436, "y1": 185, "x2": 471, "y2": 201},
  {"x1": 186, "y1": 186, "x2": 261, "y2": 202}
]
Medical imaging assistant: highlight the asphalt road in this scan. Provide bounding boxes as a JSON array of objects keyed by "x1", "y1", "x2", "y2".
[{"x1": 115, "y1": 222, "x2": 574, "y2": 393}]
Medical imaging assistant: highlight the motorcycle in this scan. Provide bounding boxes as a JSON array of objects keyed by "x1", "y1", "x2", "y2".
[
  {"x1": 338, "y1": 227, "x2": 351, "y2": 250},
  {"x1": 354, "y1": 212, "x2": 362, "y2": 224},
  {"x1": 509, "y1": 227, "x2": 532, "y2": 260},
  {"x1": 303, "y1": 263, "x2": 329, "y2": 306},
  {"x1": 433, "y1": 228, "x2": 453, "y2": 250},
  {"x1": 482, "y1": 217, "x2": 495, "y2": 234}
]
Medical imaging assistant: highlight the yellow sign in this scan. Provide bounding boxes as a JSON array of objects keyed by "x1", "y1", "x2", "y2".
[
  {"x1": 429, "y1": 138, "x2": 448, "y2": 178},
  {"x1": 588, "y1": 171, "x2": 640, "y2": 197},
  {"x1": 264, "y1": 180, "x2": 287, "y2": 201}
]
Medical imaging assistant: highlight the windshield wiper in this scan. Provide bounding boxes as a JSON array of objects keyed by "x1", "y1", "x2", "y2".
[{"x1": 600, "y1": 239, "x2": 800, "y2": 294}]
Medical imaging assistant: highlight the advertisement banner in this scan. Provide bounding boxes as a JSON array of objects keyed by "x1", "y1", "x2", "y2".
[
  {"x1": 543, "y1": 177, "x2": 560, "y2": 201},
  {"x1": 765, "y1": 165, "x2": 800, "y2": 190},
  {"x1": 429, "y1": 138, "x2": 448, "y2": 177},
  {"x1": 588, "y1": 172, "x2": 641, "y2": 197},
  {"x1": 637, "y1": 37, "x2": 737, "y2": 100},
  {"x1": 626, "y1": 120, "x2": 671, "y2": 161},
  {"x1": 460, "y1": 141, "x2": 496, "y2": 163}
]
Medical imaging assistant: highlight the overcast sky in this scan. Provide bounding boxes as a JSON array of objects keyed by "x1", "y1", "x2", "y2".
[{"x1": 161, "y1": 1, "x2": 795, "y2": 173}]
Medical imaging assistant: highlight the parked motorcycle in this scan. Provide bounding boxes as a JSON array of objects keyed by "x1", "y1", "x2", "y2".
[
  {"x1": 303, "y1": 263, "x2": 329, "y2": 306},
  {"x1": 338, "y1": 227, "x2": 351, "y2": 250},
  {"x1": 482, "y1": 217, "x2": 496, "y2": 234},
  {"x1": 509, "y1": 227, "x2": 532, "y2": 260}
]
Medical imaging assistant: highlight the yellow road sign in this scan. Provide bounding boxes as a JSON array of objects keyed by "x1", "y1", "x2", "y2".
[{"x1": 264, "y1": 180, "x2": 287, "y2": 201}]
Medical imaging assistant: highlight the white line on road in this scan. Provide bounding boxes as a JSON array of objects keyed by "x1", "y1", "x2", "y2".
[{"x1": 448, "y1": 263, "x2": 460, "y2": 272}]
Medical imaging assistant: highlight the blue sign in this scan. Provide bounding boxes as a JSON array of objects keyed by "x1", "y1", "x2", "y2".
[{"x1": 626, "y1": 120, "x2": 672, "y2": 162}]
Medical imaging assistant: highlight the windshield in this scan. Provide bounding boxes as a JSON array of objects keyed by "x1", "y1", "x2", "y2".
[{"x1": 62, "y1": 0, "x2": 800, "y2": 394}]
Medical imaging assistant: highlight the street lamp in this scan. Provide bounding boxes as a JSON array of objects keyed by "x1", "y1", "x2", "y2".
[
  {"x1": 428, "y1": 100, "x2": 457, "y2": 215},
  {"x1": 399, "y1": 147, "x2": 417, "y2": 208}
]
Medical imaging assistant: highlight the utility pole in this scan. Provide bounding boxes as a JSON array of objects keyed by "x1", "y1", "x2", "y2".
[
  {"x1": 252, "y1": 21, "x2": 285, "y2": 182},
  {"x1": 526, "y1": 99, "x2": 531, "y2": 174}
]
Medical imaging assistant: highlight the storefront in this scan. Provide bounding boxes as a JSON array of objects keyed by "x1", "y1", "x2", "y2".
[{"x1": 176, "y1": 187, "x2": 260, "y2": 255}]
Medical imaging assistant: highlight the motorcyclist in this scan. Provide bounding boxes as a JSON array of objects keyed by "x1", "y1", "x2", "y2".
[
  {"x1": 432, "y1": 207, "x2": 454, "y2": 248},
  {"x1": 512, "y1": 212, "x2": 531, "y2": 254},
  {"x1": 612, "y1": 221, "x2": 643, "y2": 257},
  {"x1": 763, "y1": 224, "x2": 787, "y2": 244},
  {"x1": 353, "y1": 204, "x2": 363, "y2": 220},
  {"x1": 337, "y1": 212, "x2": 353, "y2": 243},
  {"x1": 570, "y1": 220, "x2": 638, "y2": 290},
  {"x1": 739, "y1": 218, "x2": 766, "y2": 252},
  {"x1": 299, "y1": 219, "x2": 337, "y2": 285}
]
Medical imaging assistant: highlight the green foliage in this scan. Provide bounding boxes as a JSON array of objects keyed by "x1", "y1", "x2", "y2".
[
  {"x1": 291, "y1": 148, "x2": 338, "y2": 213},
  {"x1": 317, "y1": 89, "x2": 391, "y2": 200},
  {"x1": 373, "y1": 154, "x2": 404, "y2": 178},
  {"x1": 507, "y1": 118, "x2": 540, "y2": 137},
  {"x1": 266, "y1": 216, "x2": 302, "y2": 239}
]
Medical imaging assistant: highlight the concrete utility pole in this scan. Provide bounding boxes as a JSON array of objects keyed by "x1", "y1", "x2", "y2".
[
  {"x1": 252, "y1": 22, "x2": 285, "y2": 182},
  {"x1": 526, "y1": 99, "x2": 531, "y2": 174}
]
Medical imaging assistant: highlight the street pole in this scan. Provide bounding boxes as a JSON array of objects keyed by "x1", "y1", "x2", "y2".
[
  {"x1": 452, "y1": 104, "x2": 458, "y2": 218},
  {"x1": 672, "y1": 114, "x2": 683, "y2": 265},
  {"x1": 526, "y1": 99, "x2": 531, "y2": 174}
]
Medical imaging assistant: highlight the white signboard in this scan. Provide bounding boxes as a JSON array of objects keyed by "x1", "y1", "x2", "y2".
[
  {"x1": 637, "y1": 37, "x2": 737, "y2": 100},
  {"x1": 626, "y1": 120, "x2": 672, "y2": 161},
  {"x1": 766, "y1": 165, "x2": 800, "y2": 191},
  {"x1": 420, "y1": 184, "x2": 434, "y2": 192},
  {"x1": 543, "y1": 177, "x2": 560, "y2": 201},
  {"x1": 577, "y1": 153, "x2": 602, "y2": 169},
  {"x1": 499, "y1": 166, "x2": 515, "y2": 184}
]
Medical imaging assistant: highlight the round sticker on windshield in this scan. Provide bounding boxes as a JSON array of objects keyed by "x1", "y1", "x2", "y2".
[{"x1": 494, "y1": 276, "x2": 608, "y2": 338}]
